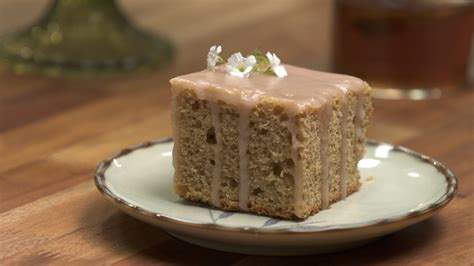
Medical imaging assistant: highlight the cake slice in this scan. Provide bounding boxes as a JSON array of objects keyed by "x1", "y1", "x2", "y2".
[{"x1": 170, "y1": 64, "x2": 372, "y2": 219}]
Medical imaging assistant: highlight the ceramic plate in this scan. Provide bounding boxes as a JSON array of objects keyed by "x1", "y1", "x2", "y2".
[{"x1": 94, "y1": 138, "x2": 457, "y2": 255}]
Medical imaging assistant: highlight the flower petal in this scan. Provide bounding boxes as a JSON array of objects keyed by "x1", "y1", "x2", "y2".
[
  {"x1": 271, "y1": 53, "x2": 281, "y2": 66},
  {"x1": 242, "y1": 66, "x2": 254, "y2": 77},
  {"x1": 246, "y1": 55, "x2": 257, "y2": 66},
  {"x1": 229, "y1": 70, "x2": 245, "y2": 77},
  {"x1": 274, "y1": 65, "x2": 288, "y2": 77},
  {"x1": 207, "y1": 45, "x2": 223, "y2": 68},
  {"x1": 227, "y1": 52, "x2": 244, "y2": 67},
  {"x1": 266, "y1": 52, "x2": 273, "y2": 63}
]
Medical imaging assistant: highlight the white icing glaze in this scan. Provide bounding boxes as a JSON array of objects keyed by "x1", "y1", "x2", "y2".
[
  {"x1": 238, "y1": 107, "x2": 251, "y2": 210},
  {"x1": 170, "y1": 65, "x2": 364, "y2": 111},
  {"x1": 319, "y1": 101, "x2": 332, "y2": 210},
  {"x1": 340, "y1": 95, "x2": 348, "y2": 199},
  {"x1": 354, "y1": 93, "x2": 365, "y2": 158},
  {"x1": 170, "y1": 65, "x2": 364, "y2": 216},
  {"x1": 170, "y1": 94, "x2": 179, "y2": 172},
  {"x1": 285, "y1": 118, "x2": 304, "y2": 217},
  {"x1": 210, "y1": 102, "x2": 222, "y2": 207}
]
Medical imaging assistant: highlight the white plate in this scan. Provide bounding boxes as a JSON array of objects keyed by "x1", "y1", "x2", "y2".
[{"x1": 94, "y1": 138, "x2": 457, "y2": 255}]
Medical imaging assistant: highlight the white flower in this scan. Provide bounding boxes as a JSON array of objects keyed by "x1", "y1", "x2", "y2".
[
  {"x1": 207, "y1": 45, "x2": 222, "y2": 69},
  {"x1": 226, "y1": 52, "x2": 257, "y2": 78},
  {"x1": 266, "y1": 52, "x2": 287, "y2": 77}
]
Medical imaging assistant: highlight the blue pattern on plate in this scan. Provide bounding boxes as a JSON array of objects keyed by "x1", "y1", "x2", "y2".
[
  {"x1": 209, "y1": 209, "x2": 235, "y2": 224},
  {"x1": 262, "y1": 218, "x2": 281, "y2": 227},
  {"x1": 217, "y1": 211, "x2": 235, "y2": 220}
]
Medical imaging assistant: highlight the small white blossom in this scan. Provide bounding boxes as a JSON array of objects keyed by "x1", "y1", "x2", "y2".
[
  {"x1": 226, "y1": 52, "x2": 257, "y2": 78},
  {"x1": 207, "y1": 45, "x2": 222, "y2": 69},
  {"x1": 266, "y1": 52, "x2": 287, "y2": 77}
]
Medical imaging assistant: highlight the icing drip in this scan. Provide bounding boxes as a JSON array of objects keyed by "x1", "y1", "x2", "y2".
[
  {"x1": 354, "y1": 93, "x2": 365, "y2": 158},
  {"x1": 169, "y1": 65, "x2": 366, "y2": 214},
  {"x1": 210, "y1": 102, "x2": 222, "y2": 207},
  {"x1": 320, "y1": 103, "x2": 332, "y2": 209},
  {"x1": 238, "y1": 107, "x2": 251, "y2": 210},
  {"x1": 170, "y1": 95, "x2": 179, "y2": 171},
  {"x1": 339, "y1": 95, "x2": 348, "y2": 199},
  {"x1": 170, "y1": 65, "x2": 364, "y2": 109},
  {"x1": 286, "y1": 117, "x2": 304, "y2": 217}
]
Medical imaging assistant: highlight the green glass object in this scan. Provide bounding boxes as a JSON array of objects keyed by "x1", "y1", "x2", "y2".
[{"x1": 0, "y1": 0, "x2": 173, "y2": 76}]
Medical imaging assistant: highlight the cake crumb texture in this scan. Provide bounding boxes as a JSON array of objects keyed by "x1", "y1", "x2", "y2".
[{"x1": 171, "y1": 66, "x2": 372, "y2": 219}]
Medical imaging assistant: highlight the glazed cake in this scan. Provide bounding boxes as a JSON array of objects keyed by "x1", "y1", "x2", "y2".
[{"x1": 170, "y1": 64, "x2": 372, "y2": 219}]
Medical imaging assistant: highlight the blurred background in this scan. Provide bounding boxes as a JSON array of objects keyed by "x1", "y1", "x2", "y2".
[
  {"x1": 0, "y1": 0, "x2": 334, "y2": 74},
  {"x1": 1, "y1": 1, "x2": 473, "y2": 264},
  {"x1": 0, "y1": 0, "x2": 473, "y2": 160},
  {"x1": 1, "y1": 0, "x2": 472, "y2": 98}
]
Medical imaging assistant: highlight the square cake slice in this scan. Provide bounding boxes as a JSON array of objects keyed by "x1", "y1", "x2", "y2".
[{"x1": 170, "y1": 65, "x2": 372, "y2": 219}]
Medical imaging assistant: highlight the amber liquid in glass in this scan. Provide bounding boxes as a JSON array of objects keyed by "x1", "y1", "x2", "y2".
[{"x1": 333, "y1": 1, "x2": 474, "y2": 91}]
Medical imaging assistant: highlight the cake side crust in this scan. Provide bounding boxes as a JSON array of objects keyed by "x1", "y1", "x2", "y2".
[{"x1": 170, "y1": 80, "x2": 372, "y2": 220}]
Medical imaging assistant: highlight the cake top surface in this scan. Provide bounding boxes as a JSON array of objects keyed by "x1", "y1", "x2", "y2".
[{"x1": 170, "y1": 64, "x2": 365, "y2": 111}]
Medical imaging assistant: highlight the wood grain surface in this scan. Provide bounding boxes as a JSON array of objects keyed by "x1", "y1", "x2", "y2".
[{"x1": 1, "y1": 1, "x2": 473, "y2": 265}]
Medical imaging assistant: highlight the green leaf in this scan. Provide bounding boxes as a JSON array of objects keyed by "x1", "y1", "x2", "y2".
[
  {"x1": 265, "y1": 68, "x2": 275, "y2": 75},
  {"x1": 249, "y1": 48, "x2": 269, "y2": 73},
  {"x1": 217, "y1": 56, "x2": 224, "y2": 64}
]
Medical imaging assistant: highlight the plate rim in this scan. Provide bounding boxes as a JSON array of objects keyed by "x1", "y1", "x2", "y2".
[{"x1": 94, "y1": 137, "x2": 458, "y2": 235}]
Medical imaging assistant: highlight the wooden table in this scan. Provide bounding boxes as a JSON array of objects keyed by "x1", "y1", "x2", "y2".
[{"x1": 1, "y1": 1, "x2": 473, "y2": 265}]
